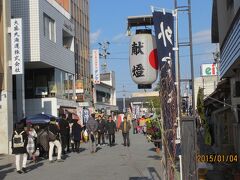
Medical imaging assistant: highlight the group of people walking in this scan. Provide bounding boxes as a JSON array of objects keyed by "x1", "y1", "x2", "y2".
[{"x1": 11, "y1": 113, "x2": 132, "y2": 174}]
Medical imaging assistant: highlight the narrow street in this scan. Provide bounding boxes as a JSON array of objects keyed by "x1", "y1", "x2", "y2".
[{"x1": 0, "y1": 133, "x2": 163, "y2": 180}]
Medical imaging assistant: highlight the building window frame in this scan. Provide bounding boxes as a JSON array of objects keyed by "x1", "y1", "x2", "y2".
[{"x1": 43, "y1": 13, "x2": 56, "y2": 42}]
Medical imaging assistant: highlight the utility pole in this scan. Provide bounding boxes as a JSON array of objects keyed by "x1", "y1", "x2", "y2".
[{"x1": 98, "y1": 41, "x2": 110, "y2": 73}]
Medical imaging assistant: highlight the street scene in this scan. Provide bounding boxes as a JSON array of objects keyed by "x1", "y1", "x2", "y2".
[{"x1": 0, "y1": 0, "x2": 240, "y2": 180}]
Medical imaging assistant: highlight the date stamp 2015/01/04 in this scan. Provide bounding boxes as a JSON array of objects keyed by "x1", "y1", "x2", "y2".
[{"x1": 196, "y1": 154, "x2": 238, "y2": 163}]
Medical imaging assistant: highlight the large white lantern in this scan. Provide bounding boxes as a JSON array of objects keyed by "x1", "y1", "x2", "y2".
[{"x1": 129, "y1": 29, "x2": 158, "y2": 85}]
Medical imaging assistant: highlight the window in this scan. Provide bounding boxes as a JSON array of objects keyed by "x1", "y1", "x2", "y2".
[
  {"x1": 43, "y1": 14, "x2": 55, "y2": 42},
  {"x1": 235, "y1": 81, "x2": 240, "y2": 97},
  {"x1": 62, "y1": 29, "x2": 74, "y2": 51}
]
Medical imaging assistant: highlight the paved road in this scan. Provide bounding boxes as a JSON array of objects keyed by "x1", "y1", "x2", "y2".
[{"x1": 0, "y1": 132, "x2": 163, "y2": 180}]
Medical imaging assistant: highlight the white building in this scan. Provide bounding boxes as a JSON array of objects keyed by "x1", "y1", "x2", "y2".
[
  {"x1": 11, "y1": 0, "x2": 78, "y2": 119},
  {"x1": 194, "y1": 76, "x2": 218, "y2": 108},
  {"x1": 93, "y1": 71, "x2": 117, "y2": 114}
]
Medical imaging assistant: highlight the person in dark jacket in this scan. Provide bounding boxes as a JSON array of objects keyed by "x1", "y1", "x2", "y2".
[
  {"x1": 72, "y1": 120, "x2": 82, "y2": 153},
  {"x1": 106, "y1": 116, "x2": 116, "y2": 147},
  {"x1": 59, "y1": 114, "x2": 70, "y2": 154},
  {"x1": 48, "y1": 117, "x2": 63, "y2": 162},
  {"x1": 86, "y1": 113, "x2": 98, "y2": 153},
  {"x1": 132, "y1": 118, "x2": 138, "y2": 134},
  {"x1": 120, "y1": 117, "x2": 131, "y2": 147},
  {"x1": 12, "y1": 122, "x2": 28, "y2": 174},
  {"x1": 97, "y1": 115, "x2": 106, "y2": 146}
]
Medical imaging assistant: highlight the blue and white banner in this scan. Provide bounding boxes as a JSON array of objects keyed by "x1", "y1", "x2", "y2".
[{"x1": 153, "y1": 11, "x2": 175, "y2": 75}]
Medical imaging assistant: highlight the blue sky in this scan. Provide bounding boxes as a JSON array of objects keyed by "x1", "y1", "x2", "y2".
[{"x1": 90, "y1": 0, "x2": 216, "y2": 97}]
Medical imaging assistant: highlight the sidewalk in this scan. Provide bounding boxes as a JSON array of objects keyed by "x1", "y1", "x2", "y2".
[{"x1": 0, "y1": 132, "x2": 164, "y2": 180}]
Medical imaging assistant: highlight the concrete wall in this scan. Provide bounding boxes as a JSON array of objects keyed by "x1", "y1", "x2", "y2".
[
  {"x1": 25, "y1": 98, "x2": 58, "y2": 116},
  {"x1": 26, "y1": 97, "x2": 78, "y2": 117}
]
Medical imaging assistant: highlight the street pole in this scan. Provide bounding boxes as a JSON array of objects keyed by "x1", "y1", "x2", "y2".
[
  {"x1": 173, "y1": 1, "x2": 183, "y2": 179},
  {"x1": 188, "y1": 0, "x2": 195, "y2": 115}
]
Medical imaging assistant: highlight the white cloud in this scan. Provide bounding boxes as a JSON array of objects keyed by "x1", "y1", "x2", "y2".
[
  {"x1": 193, "y1": 29, "x2": 211, "y2": 44},
  {"x1": 112, "y1": 33, "x2": 126, "y2": 42},
  {"x1": 90, "y1": 29, "x2": 101, "y2": 44}
]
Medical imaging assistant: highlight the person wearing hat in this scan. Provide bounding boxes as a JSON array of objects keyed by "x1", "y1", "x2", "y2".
[{"x1": 48, "y1": 117, "x2": 63, "y2": 162}]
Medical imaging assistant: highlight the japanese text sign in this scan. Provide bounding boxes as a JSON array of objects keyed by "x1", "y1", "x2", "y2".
[
  {"x1": 11, "y1": 18, "x2": 23, "y2": 75},
  {"x1": 92, "y1": 49, "x2": 100, "y2": 84},
  {"x1": 129, "y1": 33, "x2": 158, "y2": 85},
  {"x1": 153, "y1": 11, "x2": 175, "y2": 73}
]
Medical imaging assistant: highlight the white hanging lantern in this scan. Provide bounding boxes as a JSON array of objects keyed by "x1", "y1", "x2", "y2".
[{"x1": 129, "y1": 29, "x2": 158, "y2": 85}]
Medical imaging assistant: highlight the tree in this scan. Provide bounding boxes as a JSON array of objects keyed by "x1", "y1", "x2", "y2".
[
  {"x1": 147, "y1": 96, "x2": 161, "y2": 115},
  {"x1": 197, "y1": 87, "x2": 206, "y2": 124}
]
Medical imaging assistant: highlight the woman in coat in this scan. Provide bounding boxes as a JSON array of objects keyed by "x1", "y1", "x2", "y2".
[
  {"x1": 12, "y1": 122, "x2": 28, "y2": 174},
  {"x1": 72, "y1": 120, "x2": 82, "y2": 153}
]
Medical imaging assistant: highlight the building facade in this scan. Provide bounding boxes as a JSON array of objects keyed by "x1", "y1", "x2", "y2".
[
  {"x1": 93, "y1": 71, "x2": 118, "y2": 115},
  {"x1": 194, "y1": 76, "x2": 218, "y2": 108},
  {"x1": 11, "y1": 0, "x2": 78, "y2": 119},
  {"x1": 210, "y1": 0, "x2": 240, "y2": 155},
  {"x1": 70, "y1": 0, "x2": 91, "y2": 104}
]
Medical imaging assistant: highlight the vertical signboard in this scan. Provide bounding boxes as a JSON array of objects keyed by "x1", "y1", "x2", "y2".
[
  {"x1": 153, "y1": 11, "x2": 175, "y2": 71},
  {"x1": 11, "y1": 18, "x2": 23, "y2": 75},
  {"x1": 92, "y1": 49, "x2": 100, "y2": 84},
  {"x1": 153, "y1": 11, "x2": 177, "y2": 179}
]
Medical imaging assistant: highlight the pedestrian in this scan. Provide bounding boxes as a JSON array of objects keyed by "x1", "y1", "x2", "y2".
[
  {"x1": 72, "y1": 120, "x2": 82, "y2": 153},
  {"x1": 120, "y1": 117, "x2": 131, "y2": 147},
  {"x1": 132, "y1": 118, "x2": 138, "y2": 134},
  {"x1": 86, "y1": 113, "x2": 98, "y2": 153},
  {"x1": 26, "y1": 122, "x2": 38, "y2": 163},
  {"x1": 12, "y1": 122, "x2": 28, "y2": 174},
  {"x1": 48, "y1": 117, "x2": 63, "y2": 162},
  {"x1": 106, "y1": 116, "x2": 117, "y2": 147},
  {"x1": 59, "y1": 114, "x2": 70, "y2": 154},
  {"x1": 97, "y1": 115, "x2": 106, "y2": 146}
]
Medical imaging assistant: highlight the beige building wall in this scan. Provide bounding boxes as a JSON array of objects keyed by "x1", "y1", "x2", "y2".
[{"x1": 194, "y1": 76, "x2": 218, "y2": 108}]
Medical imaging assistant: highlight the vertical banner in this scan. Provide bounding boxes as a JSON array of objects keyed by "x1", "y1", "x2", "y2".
[
  {"x1": 92, "y1": 49, "x2": 100, "y2": 84},
  {"x1": 11, "y1": 18, "x2": 23, "y2": 75},
  {"x1": 153, "y1": 11, "x2": 177, "y2": 179},
  {"x1": 82, "y1": 108, "x2": 90, "y2": 125}
]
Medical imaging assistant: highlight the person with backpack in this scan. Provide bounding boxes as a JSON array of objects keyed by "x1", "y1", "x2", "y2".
[
  {"x1": 86, "y1": 113, "x2": 98, "y2": 153},
  {"x1": 48, "y1": 117, "x2": 63, "y2": 162},
  {"x1": 106, "y1": 116, "x2": 117, "y2": 147},
  {"x1": 12, "y1": 122, "x2": 28, "y2": 174},
  {"x1": 120, "y1": 117, "x2": 131, "y2": 147}
]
